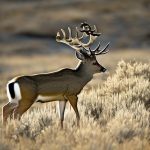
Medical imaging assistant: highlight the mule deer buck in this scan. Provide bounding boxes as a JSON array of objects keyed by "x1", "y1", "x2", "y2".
[{"x1": 2, "y1": 22, "x2": 109, "y2": 128}]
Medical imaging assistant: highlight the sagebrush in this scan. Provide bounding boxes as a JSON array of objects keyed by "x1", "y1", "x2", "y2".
[{"x1": 0, "y1": 60, "x2": 150, "y2": 150}]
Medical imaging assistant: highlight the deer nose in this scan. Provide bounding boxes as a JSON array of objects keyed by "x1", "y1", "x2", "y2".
[{"x1": 101, "y1": 67, "x2": 107, "y2": 72}]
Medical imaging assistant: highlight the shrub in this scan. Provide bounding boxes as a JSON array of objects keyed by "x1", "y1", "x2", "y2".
[{"x1": 1, "y1": 60, "x2": 150, "y2": 149}]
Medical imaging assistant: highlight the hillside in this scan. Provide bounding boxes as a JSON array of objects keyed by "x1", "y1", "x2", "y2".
[{"x1": 0, "y1": 0, "x2": 150, "y2": 56}]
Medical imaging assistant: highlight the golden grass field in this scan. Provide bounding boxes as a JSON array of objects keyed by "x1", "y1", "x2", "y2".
[{"x1": 0, "y1": 49, "x2": 150, "y2": 150}]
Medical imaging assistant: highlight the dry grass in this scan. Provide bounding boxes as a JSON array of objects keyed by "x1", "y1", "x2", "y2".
[{"x1": 0, "y1": 49, "x2": 150, "y2": 150}]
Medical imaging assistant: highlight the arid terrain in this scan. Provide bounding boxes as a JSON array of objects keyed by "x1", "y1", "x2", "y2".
[
  {"x1": 0, "y1": 52, "x2": 150, "y2": 150},
  {"x1": 0, "y1": 0, "x2": 150, "y2": 150}
]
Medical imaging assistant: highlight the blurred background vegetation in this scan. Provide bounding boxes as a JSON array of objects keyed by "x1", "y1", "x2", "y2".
[{"x1": 0, "y1": 0, "x2": 149, "y2": 56}]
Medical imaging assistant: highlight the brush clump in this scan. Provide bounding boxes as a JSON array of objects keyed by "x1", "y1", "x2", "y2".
[{"x1": 1, "y1": 60, "x2": 150, "y2": 150}]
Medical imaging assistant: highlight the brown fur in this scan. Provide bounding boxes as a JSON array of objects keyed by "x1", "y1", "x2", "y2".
[{"x1": 2, "y1": 57, "x2": 106, "y2": 127}]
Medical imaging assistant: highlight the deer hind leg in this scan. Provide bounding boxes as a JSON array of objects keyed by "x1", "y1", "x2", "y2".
[
  {"x1": 66, "y1": 95, "x2": 80, "y2": 127},
  {"x1": 58, "y1": 100, "x2": 67, "y2": 128},
  {"x1": 2, "y1": 102, "x2": 17, "y2": 124},
  {"x1": 13, "y1": 99, "x2": 34, "y2": 120}
]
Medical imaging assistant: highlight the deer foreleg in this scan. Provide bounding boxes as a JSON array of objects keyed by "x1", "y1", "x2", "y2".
[
  {"x1": 58, "y1": 100, "x2": 67, "y2": 128},
  {"x1": 66, "y1": 95, "x2": 80, "y2": 127}
]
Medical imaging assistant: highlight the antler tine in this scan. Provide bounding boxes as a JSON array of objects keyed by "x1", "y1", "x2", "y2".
[
  {"x1": 76, "y1": 27, "x2": 84, "y2": 40},
  {"x1": 56, "y1": 31, "x2": 61, "y2": 41},
  {"x1": 56, "y1": 29, "x2": 68, "y2": 46},
  {"x1": 56, "y1": 23, "x2": 105, "y2": 54},
  {"x1": 91, "y1": 42, "x2": 101, "y2": 52},
  {"x1": 85, "y1": 34, "x2": 97, "y2": 47},
  {"x1": 67, "y1": 27, "x2": 72, "y2": 42},
  {"x1": 61, "y1": 29, "x2": 66, "y2": 39},
  {"x1": 95, "y1": 42, "x2": 110, "y2": 55}
]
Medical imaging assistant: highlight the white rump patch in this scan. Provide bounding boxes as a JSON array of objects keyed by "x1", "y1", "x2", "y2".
[{"x1": 7, "y1": 82, "x2": 22, "y2": 104}]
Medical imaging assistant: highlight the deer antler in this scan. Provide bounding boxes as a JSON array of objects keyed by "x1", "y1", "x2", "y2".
[
  {"x1": 80, "y1": 22, "x2": 101, "y2": 36},
  {"x1": 56, "y1": 22, "x2": 100, "y2": 51},
  {"x1": 80, "y1": 22, "x2": 110, "y2": 55},
  {"x1": 56, "y1": 22, "x2": 109, "y2": 56}
]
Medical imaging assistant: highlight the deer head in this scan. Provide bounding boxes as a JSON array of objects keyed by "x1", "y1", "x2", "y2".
[{"x1": 56, "y1": 22, "x2": 109, "y2": 74}]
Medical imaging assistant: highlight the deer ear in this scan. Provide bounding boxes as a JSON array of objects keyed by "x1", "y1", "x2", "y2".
[{"x1": 75, "y1": 51, "x2": 85, "y2": 60}]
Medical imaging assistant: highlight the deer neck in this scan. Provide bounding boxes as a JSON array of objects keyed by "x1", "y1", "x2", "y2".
[{"x1": 75, "y1": 61, "x2": 93, "y2": 83}]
